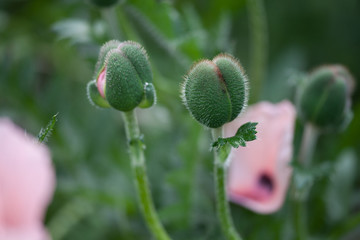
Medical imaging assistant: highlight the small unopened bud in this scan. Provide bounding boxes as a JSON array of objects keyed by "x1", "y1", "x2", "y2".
[
  {"x1": 87, "y1": 40, "x2": 156, "y2": 111},
  {"x1": 296, "y1": 65, "x2": 355, "y2": 129},
  {"x1": 182, "y1": 54, "x2": 248, "y2": 128}
]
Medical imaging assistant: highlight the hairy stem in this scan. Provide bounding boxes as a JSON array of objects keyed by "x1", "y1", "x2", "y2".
[
  {"x1": 122, "y1": 110, "x2": 171, "y2": 240},
  {"x1": 212, "y1": 127, "x2": 243, "y2": 240},
  {"x1": 247, "y1": 0, "x2": 268, "y2": 103}
]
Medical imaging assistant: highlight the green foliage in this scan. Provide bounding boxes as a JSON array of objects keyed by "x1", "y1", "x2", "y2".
[
  {"x1": 37, "y1": 113, "x2": 58, "y2": 143},
  {"x1": 325, "y1": 149, "x2": 357, "y2": 223},
  {"x1": 1, "y1": 0, "x2": 360, "y2": 239},
  {"x1": 291, "y1": 160, "x2": 333, "y2": 200},
  {"x1": 90, "y1": 0, "x2": 118, "y2": 8},
  {"x1": 212, "y1": 122, "x2": 258, "y2": 149}
]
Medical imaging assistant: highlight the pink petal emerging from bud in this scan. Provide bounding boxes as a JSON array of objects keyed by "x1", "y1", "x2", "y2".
[
  {"x1": 0, "y1": 118, "x2": 55, "y2": 240},
  {"x1": 97, "y1": 68, "x2": 106, "y2": 98},
  {"x1": 225, "y1": 101, "x2": 296, "y2": 214}
]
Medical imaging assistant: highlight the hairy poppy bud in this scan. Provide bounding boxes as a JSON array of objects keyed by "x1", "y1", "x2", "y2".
[
  {"x1": 87, "y1": 40, "x2": 156, "y2": 111},
  {"x1": 182, "y1": 54, "x2": 248, "y2": 128},
  {"x1": 296, "y1": 65, "x2": 355, "y2": 129}
]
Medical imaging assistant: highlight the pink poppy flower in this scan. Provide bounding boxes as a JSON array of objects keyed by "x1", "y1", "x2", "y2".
[
  {"x1": 225, "y1": 101, "x2": 296, "y2": 214},
  {"x1": 0, "y1": 118, "x2": 55, "y2": 240}
]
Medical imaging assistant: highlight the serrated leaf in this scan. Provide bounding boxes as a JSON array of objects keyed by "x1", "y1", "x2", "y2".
[
  {"x1": 212, "y1": 122, "x2": 258, "y2": 150},
  {"x1": 38, "y1": 113, "x2": 58, "y2": 143},
  {"x1": 236, "y1": 122, "x2": 258, "y2": 142}
]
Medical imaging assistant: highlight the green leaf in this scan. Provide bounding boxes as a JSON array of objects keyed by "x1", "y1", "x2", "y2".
[
  {"x1": 291, "y1": 160, "x2": 333, "y2": 200},
  {"x1": 212, "y1": 122, "x2": 258, "y2": 150},
  {"x1": 325, "y1": 149, "x2": 357, "y2": 223},
  {"x1": 38, "y1": 113, "x2": 58, "y2": 143}
]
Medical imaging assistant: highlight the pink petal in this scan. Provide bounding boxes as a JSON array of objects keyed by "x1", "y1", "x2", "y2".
[
  {"x1": 225, "y1": 101, "x2": 296, "y2": 214},
  {"x1": 0, "y1": 118, "x2": 55, "y2": 239},
  {"x1": 0, "y1": 224, "x2": 50, "y2": 240},
  {"x1": 97, "y1": 68, "x2": 106, "y2": 98}
]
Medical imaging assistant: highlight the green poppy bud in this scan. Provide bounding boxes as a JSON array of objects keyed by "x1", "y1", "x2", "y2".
[
  {"x1": 182, "y1": 53, "x2": 248, "y2": 128},
  {"x1": 87, "y1": 40, "x2": 156, "y2": 111},
  {"x1": 296, "y1": 65, "x2": 355, "y2": 129},
  {"x1": 90, "y1": 0, "x2": 118, "y2": 8}
]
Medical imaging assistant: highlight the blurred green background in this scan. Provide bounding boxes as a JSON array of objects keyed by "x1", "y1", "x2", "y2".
[{"x1": 0, "y1": 0, "x2": 359, "y2": 239}]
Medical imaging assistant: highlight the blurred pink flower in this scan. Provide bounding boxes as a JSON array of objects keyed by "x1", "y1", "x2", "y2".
[
  {"x1": 225, "y1": 101, "x2": 296, "y2": 214},
  {"x1": 0, "y1": 118, "x2": 55, "y2": 240}
]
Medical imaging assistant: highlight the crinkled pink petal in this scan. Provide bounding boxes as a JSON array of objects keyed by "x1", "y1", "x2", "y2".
[
  {"x1": 225, "y1": 101, "x2": 296, "y2": 214},
  {"x1": 97, "y1": 68, "x2": 106, "y2": 98},
  {"x1": 0, "y1": 118, "x2": 55, "y2": 239}
]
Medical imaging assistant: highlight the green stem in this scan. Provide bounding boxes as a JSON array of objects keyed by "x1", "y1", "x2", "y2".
[
  {"x1": 212, "y1": 128, "x2": 243, "y2": 240},
  {"x1": 298, "y1": 123, "x2": 319, "y2": 167},
  {"x1": 292, "y1": 123, "x2": 320, "y2": 240},
  {"x1": 122, "y1": 110, "x2": 171, "y2": 240},
  {"x1": 293, "y1": 197, "x2": 308, "y2": 240},
  {"x1": 247, "y1": 0, "x2": 268, "y2": 103}
]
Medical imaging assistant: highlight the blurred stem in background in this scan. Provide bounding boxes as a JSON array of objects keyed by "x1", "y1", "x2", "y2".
[
  {"x1": 293, "y1": 197, "x2": 308, "y2": 240},
  {"x1": 122, "y1": 110, "x2": 171, "y2": 240},
  {"x1": 101, "y1": 6, "x2": 123, "y2": 40},
  {"x1": 298, "y1": 124, "x2": 319, "y2": 167},
  {"x1": 247, "y1": 0, "x2": 268, "y2": 103},
  {"x1": 211, "y1": 127, "x2": 243, "y2": 240},
  {"x1": 48, "y1": 198, "x2": 94, "y2": 240},
  {"x1": 292, "y1": 123, "x2": 320, "y2": 240}
]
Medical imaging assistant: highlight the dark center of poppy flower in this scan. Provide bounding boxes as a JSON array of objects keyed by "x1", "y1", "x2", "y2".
[{"x1": 258, "y1": 173, "x2": 274, "y2": 193}]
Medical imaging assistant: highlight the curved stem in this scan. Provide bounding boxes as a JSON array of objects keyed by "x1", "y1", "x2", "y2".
[
  {"x1": 212, "y1": 128, "x2": 243, "y2": 240},
  {"x1": 292, "y1": 123, "x2": 320, "y2": 240},
  {"x1": 247, "y1": 0, "x2": 268, "y2": 103},
  {"x1": 122, "y1": 110, "x2": 171, "y2": 240}
]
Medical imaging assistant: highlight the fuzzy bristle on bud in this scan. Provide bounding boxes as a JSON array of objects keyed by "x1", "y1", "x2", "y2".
[
  {"x1": 87, "y1": 40, "x2": 156, "y2": 112},
  {"x1": 94, "y1": 40, "x2": 121, "y2": 77},
  {"x1": 182, "y1": 53, "x2": 248, "y2": 128},
  {"x1": 296, "y1": 65, "x2": 355, "y2": 129}
]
